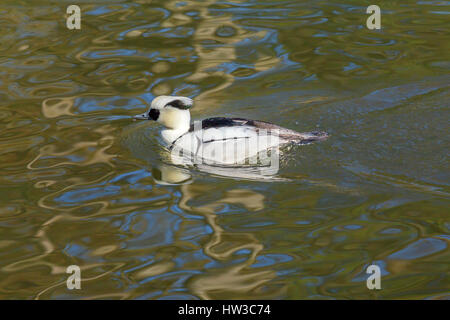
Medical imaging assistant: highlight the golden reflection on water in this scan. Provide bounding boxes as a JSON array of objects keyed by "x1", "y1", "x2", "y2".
[
  {"x1": 42, "y1": 97, "x2": 75, "y2": 118},
  {"x1": 177, "y1": 181, "x2": 280, "y2": 299},
  {"x1": 144, "y1": 164, "x2": 280, "y2": 299}
]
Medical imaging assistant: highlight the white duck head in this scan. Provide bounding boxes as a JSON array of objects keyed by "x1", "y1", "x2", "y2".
[{"x1": 134, "y1": 95, "x2": 193, "y2": 144}]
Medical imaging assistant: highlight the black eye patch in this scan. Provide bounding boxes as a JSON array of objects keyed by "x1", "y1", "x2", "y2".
[
  {"x1": 148, "y1": 108, "x2": 160, "y2": 120},
  {"x1": 165, "y1": 99, "x2": 191, "y2": 110}
]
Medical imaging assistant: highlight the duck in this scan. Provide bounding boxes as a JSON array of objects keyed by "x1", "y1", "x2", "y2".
[{"x1": 134, "y1": 95, "x2": 328, "y2": 165}]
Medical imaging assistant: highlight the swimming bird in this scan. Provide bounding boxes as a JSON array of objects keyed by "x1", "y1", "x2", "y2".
[{"x1": 134, "y1": 95, "x2": 327, "y2": 165}]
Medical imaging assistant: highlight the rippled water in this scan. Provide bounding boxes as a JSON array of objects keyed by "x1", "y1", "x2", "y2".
[{"x1": 0, "y1": 0, "x2": 449, "y2": 299}]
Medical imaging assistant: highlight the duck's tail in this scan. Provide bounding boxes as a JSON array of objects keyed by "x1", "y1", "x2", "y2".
[{"x1": 289, "y1": 130, "x2": 329, "y2": 144}]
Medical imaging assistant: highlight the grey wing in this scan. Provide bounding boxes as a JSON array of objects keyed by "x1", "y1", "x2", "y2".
[
  {"x1": 188, "y1": 117, "x2": 328, "y2": 143},
  {"x1": 231, "y1": 118, "x2": 328, "y2": 143}
]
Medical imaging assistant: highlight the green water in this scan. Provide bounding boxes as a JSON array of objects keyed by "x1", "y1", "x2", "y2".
[{"x1": 0, "y1": 0, "x2": 449, "y2": 299}]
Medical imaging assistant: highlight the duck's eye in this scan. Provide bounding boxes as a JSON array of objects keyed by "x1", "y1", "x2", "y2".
[{"x1": 148, "y1": 109, "x2": 160, "y2": 121}]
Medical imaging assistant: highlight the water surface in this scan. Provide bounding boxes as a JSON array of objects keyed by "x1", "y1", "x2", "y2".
[{"x1": 0, "y1": 0, "x2": 449, "y2": 299}]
